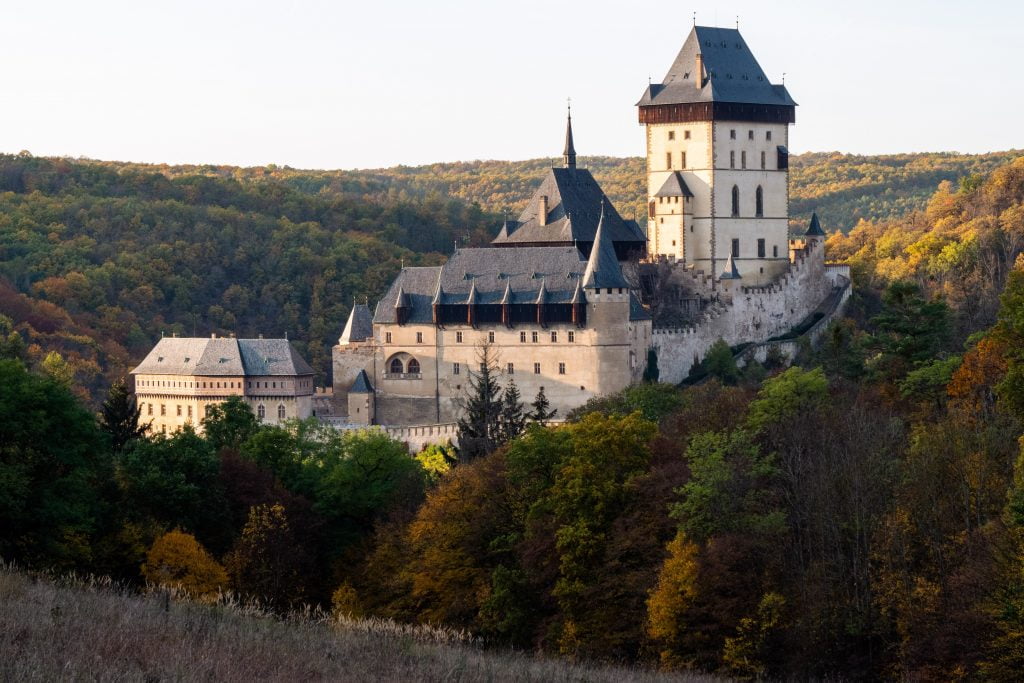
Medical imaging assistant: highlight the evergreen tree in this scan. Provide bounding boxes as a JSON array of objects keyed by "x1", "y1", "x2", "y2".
[
  {"x1": 643, "y1": 347, "x2": 660, "y2": 383},
  {"x1": 497, "y1": 379, "x2": 527, "y2": 444},
  {"x1": 99, "y1": 378, "x2": 146, "y2": 452},
  {"x1": 455, "y1": 343, "x2": 503, "y2": 459},
  {"x1": 528, "y1": 386, "x2": 558, "y2": 423}
]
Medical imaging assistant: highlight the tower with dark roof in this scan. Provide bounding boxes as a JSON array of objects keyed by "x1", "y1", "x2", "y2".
[{"x1": 638, "y1": 25, "x2": 796, "y2": 285}]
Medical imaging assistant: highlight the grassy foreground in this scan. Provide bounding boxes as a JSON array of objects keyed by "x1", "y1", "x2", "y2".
[{"x1": 0, "y1": 566, "x2": 711, "y2": 682}]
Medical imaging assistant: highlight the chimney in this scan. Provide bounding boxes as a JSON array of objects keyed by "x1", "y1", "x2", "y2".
[
  {"x1": 211, "y1": 333, "x2": 217, "y2": 339},
  {"x1": 538, "y1": 195, "x2": 548, "y2": 226},
  {"x1": 695, "y1": 53, "x2": 703, "y2": 89}
]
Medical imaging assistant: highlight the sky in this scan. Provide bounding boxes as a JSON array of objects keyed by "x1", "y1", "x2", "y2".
[{"x1": 1, "y1": 0, "x2": 1021, "y2": 170}]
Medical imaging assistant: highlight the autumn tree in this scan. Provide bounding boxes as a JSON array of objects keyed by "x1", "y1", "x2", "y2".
[
  {"x1": 225, "y1": 503, "x2": 307, "y2": 610},
  {"x1": 141, "y1": 529, "x2": 228, "y2": 602}
]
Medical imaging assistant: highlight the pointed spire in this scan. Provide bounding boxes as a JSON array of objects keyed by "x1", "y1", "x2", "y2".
[
  {"x1": 719, "y1": 254, "x2": 742, "y2": 280},
  {"x1": 393, "y1": 284, "x2": 409, "y2": 309},
  {"x1": 431, "y1": 273, "x2": 444, "y2": 306},
  {"x1": 805, "y1": 212, "x2": 825, "y2": 237},
  {"x1": 570, "y1": 275, "x2": 585, "y2": 304},
  {"x1": 583, "y1": 201, "x2": 630, "y2": 290},
  {"x1": 563, "y1": 104, "x2": 577, "y2": 169}
]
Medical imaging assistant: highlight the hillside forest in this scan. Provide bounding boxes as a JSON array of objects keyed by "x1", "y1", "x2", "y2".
[
  {"x1": 4, "y1": 151, "x2": 1024, "y2": 679},
  {"x1": 0, "y1": 148, "x2": 1018, "y2": 401}
]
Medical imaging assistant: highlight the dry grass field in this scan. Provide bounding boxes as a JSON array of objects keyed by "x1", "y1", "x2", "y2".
[{"x1": 0, "y1": 565, "x2": 714, "y2": 682}]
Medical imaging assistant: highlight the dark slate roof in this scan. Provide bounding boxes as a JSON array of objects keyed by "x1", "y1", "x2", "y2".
[
  {"x1": 132, "y1": 337, "x2": 313, "y2": 376},
  {"x1": 583, "y1": 207, "x2": 631, "y2": 290},
  {"x1": 492, "y1": 167, "x2": 646, "y2": 249},
  {"x1": 630, "y1": 292, "x2": 652, "y2": 321},
  {"x1": 636, "y1": 26, "x2": 796, "y2": 108},
  {"x1": 655, "y1": 171, "x2": 694, "y2": 198},
  {"x1": 339, "y1": 304, "x2": 373, "y2": 344},
  {"x1": 805, "y1": 212, "x2": 825, "y2": 236},
  {"x1": 719, "y1": 254, "x2": 742, "y2": 280},
  {"x1": 373, "y1": 248, "x2": 589, "y2": 324},
  {"x1": 350, "y1": 369, "x2": 374, "y2": 394}
]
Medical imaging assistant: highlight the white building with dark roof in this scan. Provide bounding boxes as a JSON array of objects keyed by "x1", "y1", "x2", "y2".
[
  {"x1": 638, "y1": 25, "x2": 796, "y2": 284},
  {"x1": 131, "y1": 335, "x2": 315, "y2": 434}
]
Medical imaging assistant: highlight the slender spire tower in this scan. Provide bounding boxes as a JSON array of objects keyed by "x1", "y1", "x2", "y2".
[{"x1": 563, "y1": 105, "x2": 577, "y2": 169}]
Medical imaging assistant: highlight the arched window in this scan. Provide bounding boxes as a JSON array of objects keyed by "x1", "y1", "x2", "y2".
[
  {"x1": 277, "y1": 404, "x2": 286, "y2": 420},
  {"x1": 257, "y1": 404, "x2": 266, "y2": 419},
  {"x1": 731, "y1": 185, "x2": 740, "y2": 217},
  {"x1": 755, "y1": 186, "x2": 764, "y2": 218},
  {"x1": 389, "y1": 357, "x2": 404, "y2": 374},
  {"x1": 407, "y1": 358, "x2": 421, "y2": 375}
]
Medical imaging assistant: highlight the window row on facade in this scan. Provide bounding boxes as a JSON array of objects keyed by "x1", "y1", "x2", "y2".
[
  {"x1": 140, "y1": 401, "x2": 287, "y2": 420},
  {"x1": 137, "y1": 378, "x2": 309, "y2": 390},
  {"x1": 731, "y1": 238, "x2": 779, "y2": 259},
  {"x1": 730, "y1": 185, "x2": 765, "y2": 218},
  {"x1": 665, "y1": 128, "x2": 773, "y2": 142}
]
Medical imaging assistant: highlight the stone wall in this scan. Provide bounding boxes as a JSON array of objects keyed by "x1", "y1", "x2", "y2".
[{"x1": 652, "y1": 239, "x2": 832, "y2": 384}]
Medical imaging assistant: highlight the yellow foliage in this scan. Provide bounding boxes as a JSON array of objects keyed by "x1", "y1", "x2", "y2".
[
  {"x1": 331, "y1": 582, "x2": 364, "y2": 619},
  {"x1": 646, "y1": 530, "x2": 700, "y2": 668},
  {"x1": 141, "y1": 530, "x2": 227, "y2": 602}
]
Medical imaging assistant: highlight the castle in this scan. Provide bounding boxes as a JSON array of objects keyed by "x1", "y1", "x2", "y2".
[
  {"x1": 129, "y1": 26, "x2": 849, "y2": 444},
  {"x1": 331, "y1": 25, "x2": 850, "y2": 438}
]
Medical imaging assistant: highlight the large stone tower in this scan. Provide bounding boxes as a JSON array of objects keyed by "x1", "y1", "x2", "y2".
[{"x1": 637, "y1": 26, "x2": 796, "y2": 285}]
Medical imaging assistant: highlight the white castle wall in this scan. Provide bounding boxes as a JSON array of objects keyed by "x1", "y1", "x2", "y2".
[{"x1": 653, "y1": 239, "x2": 834, "y2": 383}]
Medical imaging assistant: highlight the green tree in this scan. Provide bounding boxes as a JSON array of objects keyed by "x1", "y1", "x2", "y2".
[
  {"x1": 528, "y1": 385, "x2": 557, "y2": 423},
  {"x1": 643, "y1": 347, "x2": 660, "y2": 382},
  {"x1": 0, "y1": 360, "x2": 106, "y2": 568},
  {"x1": 455, "y1": 342, "x2": 504, "y2": 459},
  {"x1": 702, "y1": 339, "x2": 739, "y2": 385},
  {"x1": 415, "y1": 442, "x2": 457, "y2": 484},
  {"x1": 497, "y1": 379, "x2": 527, "y2": 444},
  {"x1": 118, "y1": 428, "x2": 230, "y2": 552},
  {"x1": 202, "y1": 396, "x2": 261, "y2": 452},
  {"x1": 99, "y1": 378, "x2": 146, "y2": 452},
  {"x1": 866, "y1": 281, "x2": 951, "y2": 384}
]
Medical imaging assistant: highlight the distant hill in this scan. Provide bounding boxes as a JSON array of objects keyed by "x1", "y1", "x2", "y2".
[{"x1": 0, "y1": 149, "x2": 1019, "y2": 397}]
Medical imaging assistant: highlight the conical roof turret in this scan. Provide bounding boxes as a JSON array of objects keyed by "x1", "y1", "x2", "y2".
[
  {"x1": 719, "y1": 254, "x2": 742, "y2": 280},
  {"x1": 563, "y1": 107, "x2": 576, "y2": 169},
  {"x1": 805, "y1": 212, "x2": 825, "y2": 237},
  {"x1": 582, "y1": 202, "x2": 630, "y2": 290},
  {"x1": 339, "y1": 303, "x2": 373, "y2": 344}
]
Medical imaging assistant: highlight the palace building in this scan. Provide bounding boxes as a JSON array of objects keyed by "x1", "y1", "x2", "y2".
[{"x1": 131, "y1": 335, "x2": 315, "y2": 434}]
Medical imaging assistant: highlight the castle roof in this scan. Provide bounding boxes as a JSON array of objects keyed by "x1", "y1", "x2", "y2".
[
  {"x1": 132, "y1": 337, "x2": 314, "y2": 377},
  {"x1": 338, "y1": 304, "x2": 373, "y2": 344},
  {"x1": 805, "y1": 212, "x2": 825, "y2": 236},
  {"x1": 349, "y1": 369, "x2": 374, "y2": 394},
  {"x1": 719, "y1": 254, "x2": 742, "y2": 280},
  {"x1": 636, "y1": 26, "x2": 796, "y2": 108},
  {"x1": 655, "y1": 171, "x2": 694, "y2": 198},
  {"x1": 583, "y1": 205, "x2": 631, "y2": 290},
  {"x1": 493, "y1": 168, "x2": 645, "y2": 253}
]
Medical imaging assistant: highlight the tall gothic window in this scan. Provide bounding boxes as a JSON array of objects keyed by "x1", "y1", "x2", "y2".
[
  {"x1": 731, "y1": 185, "x2": 740, "y2": 217},
  {"x1": 407, "y1": 358, "x2": 421, "y2": 375},
  {"x1": 277, "y1": 404, "x2": 286, "y2": 420},
  {"x1": 389, "y1": 357, "x2": 404, "y2": 374},
  {"x1": 257, "y1": 404, "x2": 266, "y2": 419},
  {"x1": 755, "y1": 186, "x2": 764, "y2": 217}
]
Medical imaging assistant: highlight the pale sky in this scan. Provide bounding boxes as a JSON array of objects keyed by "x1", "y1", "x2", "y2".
[{"x1": 1, "y1": 0, "x2": 1020, "y2": 169}]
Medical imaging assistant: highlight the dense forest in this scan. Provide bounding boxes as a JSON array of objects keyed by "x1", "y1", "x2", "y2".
[
  {"x1": 0, "y1": 149, "x2": 1017, "y2": 403},
  {"x1": 5, "y1": 153, "x2": 1024, "y2": 679}
]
